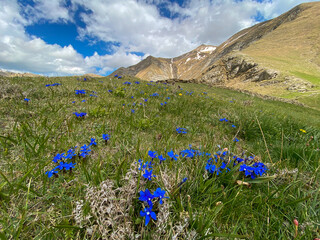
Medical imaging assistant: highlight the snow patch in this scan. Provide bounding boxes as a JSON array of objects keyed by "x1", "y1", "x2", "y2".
[{"x1": 200, "y1": 46, "x2": 216, "y2": 53}]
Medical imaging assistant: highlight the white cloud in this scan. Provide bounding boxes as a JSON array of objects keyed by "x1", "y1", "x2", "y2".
[
  {"x1": 24, "y1": 0, "x2": 70, "y2": 23},
  {"x1": 0, "y1": 0, "x2": 319, "y2": 75},
  {"x1": 0, "y1": 0, "x2": 143, "y2": 75}
]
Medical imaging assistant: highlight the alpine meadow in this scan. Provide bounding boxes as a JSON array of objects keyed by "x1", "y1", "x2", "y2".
[{"x1": 0, "y1": 1, "x2": 320, "y2": 240}]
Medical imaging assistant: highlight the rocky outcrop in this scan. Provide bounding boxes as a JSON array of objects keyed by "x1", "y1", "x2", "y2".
[
  {"x1": 200, "y1": 55, "x2": 279, "y2": 85},
  {"x1": 284, "y1": 76, "x2": 314, "y2": 92}
]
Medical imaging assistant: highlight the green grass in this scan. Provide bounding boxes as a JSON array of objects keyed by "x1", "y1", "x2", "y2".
[
  {"x1": 291, "y1": 71, "x2": 320, "y2": 85},
  {"x1": 0, "y1": 76, "x2": 319, "y2": 239}
]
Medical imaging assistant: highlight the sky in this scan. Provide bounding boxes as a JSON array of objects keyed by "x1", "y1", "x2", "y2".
[{"x1": 0, "y1": 0, "x2": 318, "y2": 76}]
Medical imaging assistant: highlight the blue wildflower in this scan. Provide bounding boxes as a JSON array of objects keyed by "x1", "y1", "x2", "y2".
[
  {"x1": 233, "y1": 138, "x2": 239, "y2": 142},
  {"x1": 176, "y1": 127, "x2": 187, "y2": 134},
  {"x1": 131, "y1": 109, "x2": 135, "y2": 113},
  {"x1": 102, "y1": 134, "x2": 110, "y2": 141},
  {"x1": 64, "y1": 162, "x2": 76, "y2": 171},
  {"x1": 89, "y1": 138, "x2": 97, "y2": 146},
  {"x1": 75, "y1": 90, "x2": 86, "y2": 95},
  {"x1": 180, "y1": 149, "x2": 195, "y2": 158},
  {"x1": 143, "y1": 169, "x2": 156, "y2": 181},
  {"x1": 140, "y1": 207, "x2": 157, "y2": 226},
  {"x1": 53, "y1": 153, "x2": 65, "y2": 163},
  {"x1": 219, "y1": 118, "x2": 228, "y2": 122},
  {"x1": 73, "y1": 112, "x2": 87, "y2": 118},
  {"x1": 65, "y1": 148, "x2": 77, "y2": 160},
  {"x1": 153, "y1": 188, "x2": 169, "y2": 204},
  {"x1": 139, "y1": 189, "x2": 155, "y2": 207},
  {"x1": 79, "y1": 144, "x2": 91, "y2": 158},
  {"x1": 24, "y1": 98, "x2": 30, "y2": 102},
  {"x1": 167, "y1": 150, "x2": 178, "y2": 161},
  {"x1": 158, "y1": 155, "x2": 166, "y2": 163},
  {"x1": 45, "y1": 169, "x2": 58, "y2": 178},
  {"x1": 148, "y1": 151, "x2": 157, "y2": 159}
]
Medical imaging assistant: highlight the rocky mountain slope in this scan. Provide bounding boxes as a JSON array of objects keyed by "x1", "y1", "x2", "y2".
[
  {"x1": 112, "y1": 2, "x2": 320, "y2": 108},
  {"x1": 114, "y1": 44, "x2": 217, "y2": 81}
]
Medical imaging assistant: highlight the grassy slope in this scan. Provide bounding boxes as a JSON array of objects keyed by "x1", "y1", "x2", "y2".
[
  {"x1": 0, "y1": 76, "x2": 319, "y2": 239},
  {"x1": 241, "y1": 2, "x2": 320, "y2": 107}
]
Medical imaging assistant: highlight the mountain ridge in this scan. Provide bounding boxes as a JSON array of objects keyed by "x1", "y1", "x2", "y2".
[{"x1": 111, "y1": 2, "x2": 320, "y2": 108}]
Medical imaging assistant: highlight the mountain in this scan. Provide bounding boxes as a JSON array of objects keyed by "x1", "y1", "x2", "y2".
[
  {"x1": 112, "y1": 2, "x2": 320, "y2": 108},
  {"x1": 0, "y1": 70, "x2": 41, "y2": 77},
  {"x1": 114, "y1": 44, "x2": 217, "y2": 81}
]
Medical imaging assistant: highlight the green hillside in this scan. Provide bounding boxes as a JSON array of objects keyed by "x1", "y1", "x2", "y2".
[
  {"x1": 241, "y1": 2, "x2": 320, "y2": 106},
  {"x1": 0, "y1": 76, "x2": 319, "y2": 239}
]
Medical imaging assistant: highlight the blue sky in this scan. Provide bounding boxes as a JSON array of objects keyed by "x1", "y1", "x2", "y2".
[{"x1": 0, "y1": 0, "x2": 318, "y2": 76}]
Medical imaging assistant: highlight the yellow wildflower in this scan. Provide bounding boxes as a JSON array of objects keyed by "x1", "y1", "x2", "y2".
[
  {"x1": 300, "y1": 129, "x2": 306, "y2": 133},
  {"x1": 178, "y1": 93, "x2": 182, "y2": 96}
]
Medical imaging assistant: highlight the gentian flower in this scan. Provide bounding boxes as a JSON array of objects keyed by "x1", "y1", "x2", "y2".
[
  {"x1": 102, "y1": 134, "x2": 110, "y2": 141},
  {"x1": 148, "y1": 151, "x2": 157, "y2": 159},
  {"x1": 64, "y1": 162, "x2": 76, "y2": 171},
  {"x1": 158, "y1": 155, "x2": 166, "y2": 163},
  {"x1": 139, "y1": 189, "x2": 155, "y2": 207},
  {"x1": 65, "y1": 148, "x2": 77, "y2": 160},
  {"x1": 53, "y1": 153, "x2": 65, "y2": 163},
  {"x1": 153, "y1": 188, "x2": 169, "y2": 204},
  {"x1": 79, "y1": 144, "x2": 91, "y2": 158},
  {"x1": 89, "y1": 138, "x2": 97, "y2": 146},
  {"x1": 167, "y1": 150, "x2": 178, "y2": 161},
  {"x1": 140, "y1": 207, "x2": 157, "y2": 226},
  {"x1": 75, "y1": 90, "x2": 86, "y2": 95},
  {"x1": 143, "y1": 169, "x2": 156, "y2": 181},
  {"x1": 24, "y1": 98, "x2": 30, "y2": 102},
  {"x1": 45, "y1": 169, "x2": 58, "y2": 178},
  {"x1": 176, "y1": 128, "x2": 187, "y2": 134}
]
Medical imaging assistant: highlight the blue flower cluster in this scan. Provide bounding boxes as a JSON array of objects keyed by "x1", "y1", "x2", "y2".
[
  {"x1": 73, "y1": 112, "x2": 87, "y2": 118},
  {"x1": 239, "y1": 162, "x2": 268, "y2": 179},
  {"x1": 123, "y1": 81, "x2": 131, "y2": 85},
  {"x1": 75, "y1": 90, "x2": 86, "y2": 95},
  {"x1": 219, "y1": 118, "x2": 237, "y2": 129},
  {"x1": 176, "y1": 127, "x2": 187, "y2": 134},
  {"x1": 24, "y1": 98, "x2": 30, "y2": 102},
  {"x1": 137, "y1": 153, "x2": 169, "y2": 225},
  {"x1": 219, "y1": 118, "x2": 229, "y2": 122},
  {"x1": 46, "y1": 134, "x2": 110, "y2": 178},
  {"x1": 46, "y1": 148, "x2": 77, "y2": 178},
  {"x1": 46, "y1": 83, "x2": 61, "y2": 87},
  {"x1": 137, "y1": 158, "x2": 156, "y2": 181},
  {"x1": 139, "y1": 188, "x2": 169, "y2": 226},
  {"x1": 160, "y1": 102, "x2": 167, "y2": 106},
  {"x1": 204, "y1": 147, "x2": 268, "y2": 179},
  {"x1": 150, "y1": 93, "x2": 159, "y2": 97}
]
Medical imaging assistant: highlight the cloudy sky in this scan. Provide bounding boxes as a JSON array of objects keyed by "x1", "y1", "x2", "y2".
[{"x1": 0, "y1": 0, "x2": 318, "y2": 76}]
